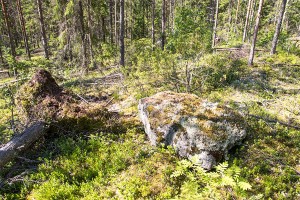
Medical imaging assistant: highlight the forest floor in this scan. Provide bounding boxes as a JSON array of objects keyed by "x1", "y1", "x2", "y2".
[{"x1": 0, "y1": 52, "x2": 299, "y2": 199}]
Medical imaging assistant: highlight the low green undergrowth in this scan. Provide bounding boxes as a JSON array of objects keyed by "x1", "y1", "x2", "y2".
[
  {"x1": 1, "y1": 48, "x2": 299, "y2": 199},
  {"x1": 1, "y1": 128, "x2": 254, "y2": 200}
]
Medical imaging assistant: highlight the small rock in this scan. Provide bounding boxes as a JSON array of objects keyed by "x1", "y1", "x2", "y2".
[{"x1": 138, "y1": 91, "x2": 247, "y2": 170}]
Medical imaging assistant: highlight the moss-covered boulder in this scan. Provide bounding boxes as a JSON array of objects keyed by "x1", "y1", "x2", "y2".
[{"x1": 138, "y1": 91, "x2": 247, "y2": 170}]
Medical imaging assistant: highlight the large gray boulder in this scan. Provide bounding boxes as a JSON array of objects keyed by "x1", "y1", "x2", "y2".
[{"x1": 138, "y1": 91, "x2": 247, "y2": 170}]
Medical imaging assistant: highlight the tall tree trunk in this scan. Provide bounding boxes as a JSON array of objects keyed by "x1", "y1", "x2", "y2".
[
  {"x1": 212, "y1": 0, "x2": 219, "y2": 48},
  {"x1": 1, "y1": 0, "x2": 16, "y2": 58},
  {"x1": 273, "y1": 0, "x2": 280, "y2": 26},
  {"x1": 78, "y1": 0, "x2": 88, "y2": 72},
  {"x1": 109, "y1": 0, "x2": 114, "y2": 44},
  {"x1": 129, "y1": 1, "x2": 133, "y2": 40},
  {"x1": 243, "y1": 0, "x2": 252, "y2": 42},
  {"x1": 119, "y1": 0, "x2": 125, "y2": 66},
  {"x1": 209, "y1": 0, "x2": 215, "y2": 29},
  {"x1": 0, "y1": 32, "x2": 4, "y2": 64},
  {"x1": 227, "y1": 0, "x2": 233, "y2": 39},
  {"x1": 16, "y1": 0, "x2": 31, "y2": 60},
  {"x1": 87, "y1": 0, "x2": 95, "y2": 68},
  {"x1": 65, "y1": 16, "x2": 73, "y2": 61},
  {"x1": 37, "y1": 0, "x2": 49, "y2": 59},
  {"x1": 171, "y1": 0, "x2": 175, "y2": 31},
  {"x1": 0, "y1": 47, "x2": 3, "y2": 64},
  {"x1": 152, "y1": 0, "x2": 155, "y2": 50},
  {"x1": 248, "y1": 0, "x2": 264, "y2": 66},
  {"x1": 142, "y1": 0, "x2": 146, "y2": 37},
  {"x1": 102, "y1": 16, "x2": 106, "y2": 42},
  {"x1": 249, "y1": 0, "x2": 257, "y2": 42},
  {"x1": 115, "y1": 0, "x2": 118, "y2": 44},
  {"x1": 234, "y1": 0, "x2": 241, "y2": 33},
  {"x1": 271, "y1": 0, "x2": 287, "y2": 54},
  {"x1": 161, "y1": 0, "x2": 166, "y2": 50},
  {"x1": 281, "y1": 0, "x2": 290, "y2": 32}
]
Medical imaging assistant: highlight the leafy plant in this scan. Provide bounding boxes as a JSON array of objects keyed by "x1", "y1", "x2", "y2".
[{"x1": 171, "y1": 157, "x2": 252, "y2": 199}]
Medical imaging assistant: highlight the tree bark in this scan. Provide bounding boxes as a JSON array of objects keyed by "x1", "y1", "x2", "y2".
[
  {"x1": 0, "y1": 122, "x2": 47, "y2": 168},
  {"x1": 0, "y1": 43, "x2": 4, "y2": 64},
  {"x1": 87, "y1": 0, "x2": 95, "y2": 68},
  {"x1": 36, "y1": 0, "x2": 49, "y2": 59},
  {"x1": 248, "y1": 0, "x2": 264, "y2": 66},
  {"x1": 234, "y1": 0, "x2": 241, "y2": 33},
  {"x1": 243, "y1": 0, "x2": 252, "y2": 42},
  {"x1": 119, "y1": 0, "x2": 125, "y2": 66},
  {"x1": 161, "y1": 0, "x2": 166, "y2": 50},
  {"x1": 115, "y1": 0, "x2": 118, "y2": 45},
  {"x1": 227, "y1": 0, "x2": 233, "y2": 39},
  {"x1": 249, "y1": 0, "x2": 258, "y2": 42},
  {"x1": 101, "y1": 16, "x2": 106, "y2": 42},
  {"x1": 109, "y1": 0, "x2": 114, "y2": 44},
  {"x1": 16, "y1": 0, "x2": 31, "y2": 60},
  {"x1": 1, "y1": 0, "x2": 16, "y2": 58},
  {"x1": 212, "y1": 0, "x2": 219, "y2": 48},
  {"x1": 0, "y1": 26, "x2": 5, "y2": 64},
  {"x1": 209, "y1": 0, "x2": 215, "y2": 26},
  {"x1": 270, "y1": 0, "x2": 287, "y2": 55},
  {"x1": 281, "y1": 0, "x2": 290, "y2": 32},
  {"x1": 152, "y1": 0, "x2": 155, "y2": 50},
  {"x1": 78, "y1": 0, "x2": 88, "y2": 72},
  {"x1": 170, "y1": 0, "x2": 175, "y2": 32}
]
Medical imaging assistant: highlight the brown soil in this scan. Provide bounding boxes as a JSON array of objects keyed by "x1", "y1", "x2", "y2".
[{"x1": 15, "y1": 69, "x2": 121, "y2": 134}]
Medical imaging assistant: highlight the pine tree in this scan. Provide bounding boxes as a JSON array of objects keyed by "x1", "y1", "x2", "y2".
[
  {"x1": 37, "y1": 0, "x2": 49, "y2": 59},
  {"x1": 120, "y1": 0, "x2": 125, "y2": 66},
  {"x1": 271, "y1": 0, "x2": 287, "y2": 54},
  {"x1": 248, "y1": 0, "x2": 264, "y2": 66}
]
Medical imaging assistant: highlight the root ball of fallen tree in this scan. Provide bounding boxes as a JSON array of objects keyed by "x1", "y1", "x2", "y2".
[{"x1": 15, "y1": 69, "x2": 120, "y2": 134}]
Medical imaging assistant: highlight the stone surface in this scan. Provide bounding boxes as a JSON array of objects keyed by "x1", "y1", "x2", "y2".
[{"x1": 138, "y1": 91, "x2": 247, "y2": 170}]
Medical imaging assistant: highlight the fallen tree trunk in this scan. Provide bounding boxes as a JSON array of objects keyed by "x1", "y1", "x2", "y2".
[
  {"x1": 214, "y1": 47, "x2": 266, "y2": 51},
  {"x1": 0, "y1": 122, "x2": 48, "y2": 168}
]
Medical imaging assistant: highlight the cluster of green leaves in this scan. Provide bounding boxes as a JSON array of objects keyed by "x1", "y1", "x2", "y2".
[
  {"x1": 1, "y1": 126, "x2": 254, "y2": 200},
  {"x1": 171, "y1": 158, "x2": 252, "y2": 199},
  {"x1": 193, "y1": 53, "x2": 247, "y2": 91},
  {"x1": 167, "y1": 5, "x2": 212, "y2": 58},
  {"x1": 124, "y1": 47, "x2": 247, "y2": 100}
]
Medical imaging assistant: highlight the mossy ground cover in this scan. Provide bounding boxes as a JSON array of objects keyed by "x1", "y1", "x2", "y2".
[{"x1": 0, "y1": 52, "x2": 299, "y2": 199}]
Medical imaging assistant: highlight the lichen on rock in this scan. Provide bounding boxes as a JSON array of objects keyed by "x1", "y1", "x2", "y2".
[{"x1": 138, "y1": 91, "x2": 247, "y2": 170}]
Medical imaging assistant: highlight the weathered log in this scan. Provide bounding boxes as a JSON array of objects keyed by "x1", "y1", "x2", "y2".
[
  {"x1": 214, "y1": 47, "x2": 265, "y2": 51},
  {"x1": 0, "y1": 122, "x2": 48, "y2": 168},
  {"x1": 0, "y1": 70, "x2": 9, "y2": 74}
]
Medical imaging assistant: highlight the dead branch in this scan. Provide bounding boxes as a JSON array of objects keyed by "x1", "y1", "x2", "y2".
[
  {"x1": 0, "y1": 78, "x2": 28, "y2": 89},
  {"x1": 75, "y1": 93, "x2": 90, "y2": 104},
  {"x1": 214, "y1": 47, "x2": 265, "y2": 51}
]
